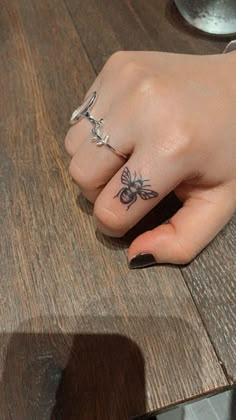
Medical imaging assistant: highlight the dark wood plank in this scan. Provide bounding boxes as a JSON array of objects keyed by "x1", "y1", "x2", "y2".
[
  {"x1": 181, "y1": 214, "x2": 236, "y2": 384},
  {"x1": 64, "y1": 0, "x2": 232, "y2": 73},
  {"x1": 0, "y1": 1, "x2": 231, "y2": 419}
]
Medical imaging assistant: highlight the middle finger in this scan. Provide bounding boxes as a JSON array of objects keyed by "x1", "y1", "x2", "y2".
[{"x1": 68, "y1": 101, "x2": 136, "y2": 202}]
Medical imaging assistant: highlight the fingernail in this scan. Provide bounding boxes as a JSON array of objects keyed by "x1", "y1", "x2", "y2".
[{"x1": 129, "y1": 253, "x2": 157, "y2": 269}]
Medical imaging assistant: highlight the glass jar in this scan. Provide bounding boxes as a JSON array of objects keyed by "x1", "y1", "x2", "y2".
[{"x1": 174, "y1": 0, "x2": 236, "y2": 35}]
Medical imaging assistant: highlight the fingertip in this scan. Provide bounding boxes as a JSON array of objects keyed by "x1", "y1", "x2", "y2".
[{"x1": 93, "y1": 205, "x2": 126, "y2": 237}]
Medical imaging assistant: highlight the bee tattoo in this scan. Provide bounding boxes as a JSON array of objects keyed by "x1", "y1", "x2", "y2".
[{"x1": 114, "y1": 167, "x2": 158, "y2": 210}]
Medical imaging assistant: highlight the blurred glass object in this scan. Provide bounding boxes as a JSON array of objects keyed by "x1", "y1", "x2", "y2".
[
  {"x1": 223, "y1": 39, "x2": 236, "y2": 52},
  {"x1": 174, "y1": 0, "x2": 236, "y2": 35}
]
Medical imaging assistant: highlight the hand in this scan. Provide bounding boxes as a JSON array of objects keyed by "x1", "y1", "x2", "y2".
[{"x1": 65, "y1": 51, "x2": 236, "y2": 268}]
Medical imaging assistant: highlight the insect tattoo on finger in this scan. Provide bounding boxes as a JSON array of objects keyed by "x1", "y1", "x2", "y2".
[{"x1": 114, "y1": 167, "x2": 158, "y2": 210}]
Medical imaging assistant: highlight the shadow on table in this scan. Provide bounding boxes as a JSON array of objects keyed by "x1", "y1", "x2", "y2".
[
  {"x1": 0, "y1": 331, "x2": 145, "y2": 419},
  {"x1": 0, "y1": 314, "x2": 208, "y2": 420}
]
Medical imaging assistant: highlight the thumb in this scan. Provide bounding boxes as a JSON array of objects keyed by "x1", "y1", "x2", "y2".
[{"x1": 128, "y1": 184, "x2": 235, "y2": 268}]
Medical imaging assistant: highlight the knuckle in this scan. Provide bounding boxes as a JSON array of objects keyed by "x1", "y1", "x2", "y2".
[
  {"x1": 135, "y1": 75, "x2": 159, "y2": 99},
  {"x1": 161, "y1": 130, "x2": 192, "y2": 160},
  {"x1": 107, "y1": 53, "x2": 143, "y2": 81},
  {"x1": 120, "y1": 60, "x2": 143, "y2": 79},
  {"x1": 174, "y1": 128, "x2": 192, "y2": 155}
]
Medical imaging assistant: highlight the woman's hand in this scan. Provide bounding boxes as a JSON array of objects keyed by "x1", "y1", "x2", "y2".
[{"x1": 65, "y1": 51, "x2": 236, "y2": 267}]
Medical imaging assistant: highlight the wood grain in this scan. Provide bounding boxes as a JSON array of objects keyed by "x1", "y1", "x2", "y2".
[
  {"x1": 0, "y1": 0, "x2": 234, "y2": 419},
  {"x1": 181, "y1": 214, "x2": 236, "y2": 384},
  {"x1": 64, "y1": 0, "x2": 232, "y2": 73}
]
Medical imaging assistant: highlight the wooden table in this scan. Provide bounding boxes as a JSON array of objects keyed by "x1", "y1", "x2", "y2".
[{"x1": 0, "y1": 1, "x2": 235, "y2": 419}]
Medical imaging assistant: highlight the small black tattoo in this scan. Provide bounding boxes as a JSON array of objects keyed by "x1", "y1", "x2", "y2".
[{"x1": 114, "y1": 167, "x2": 158, "y2": 210}]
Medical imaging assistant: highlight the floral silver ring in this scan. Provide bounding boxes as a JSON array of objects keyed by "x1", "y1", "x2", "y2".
[{"x1": 69, "y1": 91, "x2": 128, "y2": 159}]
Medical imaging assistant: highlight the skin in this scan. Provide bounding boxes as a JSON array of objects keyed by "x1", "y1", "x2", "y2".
[{"x1": 65, "y1": 51, "x2": 236, "y2": 265}]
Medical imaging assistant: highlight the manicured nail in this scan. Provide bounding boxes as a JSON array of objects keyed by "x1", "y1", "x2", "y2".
[{"x1": 129, "y1": 253, "x2": 157, "y2": 269}]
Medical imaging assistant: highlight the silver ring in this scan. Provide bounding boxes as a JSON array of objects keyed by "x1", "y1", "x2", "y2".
[
  {"x1": 69, "y1": 91, "x2": 128, "y2": 159},
  {"x1": 223, "y1": 40, "x2": 236, "y2": 53}
]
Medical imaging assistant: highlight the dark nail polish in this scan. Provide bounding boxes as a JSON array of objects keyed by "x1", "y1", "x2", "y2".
[{"x1": 129, "y1": 253, "x2": 157, "y2": 269}]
